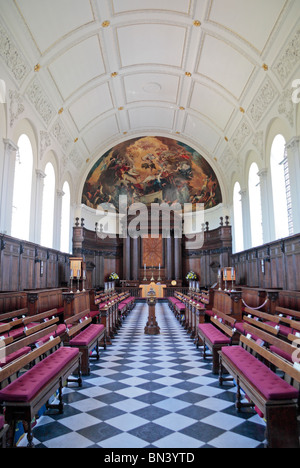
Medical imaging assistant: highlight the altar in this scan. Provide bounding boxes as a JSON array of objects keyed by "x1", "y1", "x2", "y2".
[{"x1": 139, "y1": 283, "x2": 166, "y2": 298}]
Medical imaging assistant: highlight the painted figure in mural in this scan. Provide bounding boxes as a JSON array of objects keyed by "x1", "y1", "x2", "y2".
[{"x1": 82, "y1": 136, "x2": 222, "y2": 211}]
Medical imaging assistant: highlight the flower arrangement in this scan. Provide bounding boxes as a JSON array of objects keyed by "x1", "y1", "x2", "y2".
[
  {"x1": 186, "y1": 271, "x2": 198, "y2": 281},
  {"x1": 109, "y1": 273, "x2": 119, "y2": 281}
]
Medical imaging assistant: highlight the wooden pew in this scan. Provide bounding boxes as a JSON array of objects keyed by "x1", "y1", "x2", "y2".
[
  {"x1": 243, "y1": 307, "x2": 299, "y2": 340},
  {"x1": 0, "y1": 308, "x2": 65, "y2": 344},
  {"x1": 197, "y1": 308, "x2": 239, "y2": 374},
  {"x1": 242, "y1": 322, "x2": 299, "y2": 368},
  {"x1": 63, "y1": 309, "x2": 106, "y2": 375},
  {"x1": 0, "y1": 338, "x2": 82, "y2": 448},
  {"x1": 0, "y1": 324, "x2": 62, "y2": 389},
  {"x1": 0, "y1": 308, "x2": 28, "y2": 323},
  {"x1": 218, "y1": 334, "x2": 300, "y2": 448}
]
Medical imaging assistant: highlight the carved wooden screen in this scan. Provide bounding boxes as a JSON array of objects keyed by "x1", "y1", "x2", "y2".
[{"x1": 142, "y1": 235, "x2": 163, "y2": 268}]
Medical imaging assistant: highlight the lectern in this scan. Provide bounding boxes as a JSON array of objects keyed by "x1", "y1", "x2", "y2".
[{"x1": 144, "y1": 287, "x2": 160, "y2": 335}]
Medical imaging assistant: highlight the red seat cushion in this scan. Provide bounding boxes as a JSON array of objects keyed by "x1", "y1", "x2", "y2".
[
  {"x1": 176, "y1": 303, "x2": 186, "y2": 310},
  {"x1": 89, "y1": 309, "x2": 99, "y2": 319},
  {"x1": 0, "y1": 415, "x2": 4, "y2": 430},
  {"x1": 205, "y1": 309, "x2": 214, "y2": 317},
  {"x1": 198, "y1": 323, "x2": 231, "y2": 345},
  {"x1": 266, "y1": 321, "x2": 292, "y2": 337},
  {"x1": 270, "y1": 345, "x2": 293, "y2": 363},
  {"x1": 221, "y1": 345, "x2": 299, "y2": 400},
  {"x1": 0, "y1": 347, "x2": 79, "y2": 403},
  {"x1": 0, "y1": 347, "x2": 31, "y2": 367},
  {"x1": 69, "y1": 324, "x2": 105, "y2": 347}
]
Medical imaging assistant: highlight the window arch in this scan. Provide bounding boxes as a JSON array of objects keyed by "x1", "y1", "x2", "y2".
[
  {"x1": 60, "y1": 181, "x2": 71, "y2": 253},
  {"x1": 270, "y1": 134, "x2": 293, "y2": 238},
  {"x1": 11, "y1": 134, "x2": 33, "y2": 241},
  {"x1": 40, "y1": 162, "x2": 55, "y2": 248},
  {"x1": 233, "y1": 182, "x2": 244, "y2": 253},
  {"x1": 248, "y1": 163, "x2": 263, "y2": 247}
]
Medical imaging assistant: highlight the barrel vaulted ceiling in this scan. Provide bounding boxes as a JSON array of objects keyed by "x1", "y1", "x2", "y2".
[{"x1": 1, "y1": 0, "x2": 299, "y2": 198}]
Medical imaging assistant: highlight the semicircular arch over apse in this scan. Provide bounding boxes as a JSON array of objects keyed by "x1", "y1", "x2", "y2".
[{"x1": 81, "y1": 136, "x2": 223, "y2": 211}]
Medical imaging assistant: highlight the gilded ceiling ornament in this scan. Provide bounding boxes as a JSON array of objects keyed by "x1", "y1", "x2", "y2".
[
  {"x1": 193, "y1": 20, "x2": 201, "y2": 27},
  {"x1": 102, "y1": 21, "x2": 110, "y2": 28},
  {"x1": 34, "y1": 63, "x2": 41, "y2": 72}
]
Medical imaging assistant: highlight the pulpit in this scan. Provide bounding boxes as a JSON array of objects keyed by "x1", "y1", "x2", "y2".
[
  {"x1": 139, "y1": 282, "x2": 166, "y2": 298},
  {"x1": 144, "y1": 287, "x2": 160, "y2": 335}
]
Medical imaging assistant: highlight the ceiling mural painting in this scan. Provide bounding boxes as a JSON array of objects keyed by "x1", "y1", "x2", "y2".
[{"x1": 82, "y1": 136, "x2": 222, "y2": 210}]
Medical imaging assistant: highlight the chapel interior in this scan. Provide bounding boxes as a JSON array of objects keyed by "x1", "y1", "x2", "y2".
[{"x1": 0, "y1": 0, "x2": 300, "y2": 450}]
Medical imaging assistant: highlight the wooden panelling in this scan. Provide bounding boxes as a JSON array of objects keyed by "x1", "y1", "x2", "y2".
[
  {"x1": 232, "y1": 234, "x2": 300, "y2": 292},
  {"x1": 0, "y1": 234, "x2": 70, "y2": 292},
  {"x1": 0, "y1": 291, "x2": 27, "y2": 314}
]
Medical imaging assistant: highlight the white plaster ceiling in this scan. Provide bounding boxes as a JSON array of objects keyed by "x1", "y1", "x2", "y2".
[{"x1": 0, "y1": 0, "x2": 299, "y2": 188}]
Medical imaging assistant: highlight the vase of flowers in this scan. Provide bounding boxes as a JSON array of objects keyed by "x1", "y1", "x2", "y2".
[
  {"x1": 186, "y1": 271, "x2": 198, "y2": 290},
  {"x1": 108, "y1": 272, "x2": 119, "y2": 288}
]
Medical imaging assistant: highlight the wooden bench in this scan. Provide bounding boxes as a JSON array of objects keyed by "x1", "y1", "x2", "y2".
[
  {"x1": 0, "y1": 337, "x2": 82, "y2": 448},
  {"x1": 0, "y1": 324, "x2": 61, "y2": 387},
  {"x1": 197, "y1": 309, "x2": 240, "y2": 374},
  {"x1": 0, "y1": 308, "x2": 65, "y2": 344},
  {"x1": 63, "y1": 309, "x2": 106, "y2": 375},
  {"x1": 219, "y1": 333, "x2": 300, "y2": 448},
  {"x1": 239, "y1": 307, "x2": 299, "y2": 341}
]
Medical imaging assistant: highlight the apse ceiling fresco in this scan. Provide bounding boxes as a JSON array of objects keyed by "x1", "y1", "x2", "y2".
[{"x1": 82, "y1": 136, "x2": 222, "y2": 210}]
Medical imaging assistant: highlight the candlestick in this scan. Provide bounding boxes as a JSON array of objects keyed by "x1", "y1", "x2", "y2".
[{"x1": 158, "y1": 263, "x2": 161, "y2": 282}]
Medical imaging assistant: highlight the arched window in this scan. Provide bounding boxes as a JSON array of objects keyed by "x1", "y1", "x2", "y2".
[
  {"x1": 60, "y1": 181, "x2": 71, "y2": 253},
  {"x1": 270, "y1": 134, "x2": 293, "y2": 238},
  {"x1": 40, "y1": 162, "x2": 55, "y2": 248},
  {"x1": 233, "y1": 182, "x2": 244, "y2": 253},
  {"x1": 0, "y1": 79, "x2": 6, "y2": 104},
  {"x1": 11, "y1": 134, "x2": 33, "y2": 241},
  {"x1": 249, "y1": 163, "x2": 263, "y2": 247}
]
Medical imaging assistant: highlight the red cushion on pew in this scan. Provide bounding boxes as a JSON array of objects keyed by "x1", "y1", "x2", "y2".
[
  {"x1": 198, "y1": 323, "x2": 231, "y2": 345},
  {"x1": 269, "y1": 345, "x2": 293, "y2": 363},
  {"x1": 176, "y1": 303, "x2": 186, "y2": 310},
  {"x1": 0, "y1": 347, "x2": 31, "y2": 367},
  {"x1": 168, "y1": 297, "x2": 179, "y2": 303},
  {"x1": 266, "y1": 321, "x2": 292, "y2": 337},
  {"x1": 89, "y1": 310, "x2": 100, "y2": 319},
  {"x1": 205, "y1": 309, "x2": 214, "y2": 317},
  {"x1": 0, "y1": 415, "x2": 4, "y2": 430},
  {"x1": 56, "y1": 307, "x2": 64, "y2": 315},
  {"x1": 235, "y1": 322, "x2": 260, "y2": 341},
  {"x1": 0, "y1": 347, "x2": 79, "y2": 403},
  {"x1": 221, "y1": 345, "x2": 299, "y2": 400},
  {"x1": 69, "y1": 324, "x2": 105, "y2": 347}
]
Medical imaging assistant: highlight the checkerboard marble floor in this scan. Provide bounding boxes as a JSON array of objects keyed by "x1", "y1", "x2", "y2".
[{"x1": 19, "y1": 302, "x2": 266, "y2": 448}]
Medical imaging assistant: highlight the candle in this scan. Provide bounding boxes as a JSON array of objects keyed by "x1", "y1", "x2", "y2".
[
  {"x1": 77, "y1": 269, "x2": 80, "y2": 278},
  {"x1": 70, "y1": 269, "x2": 73, "y2": 278}
]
